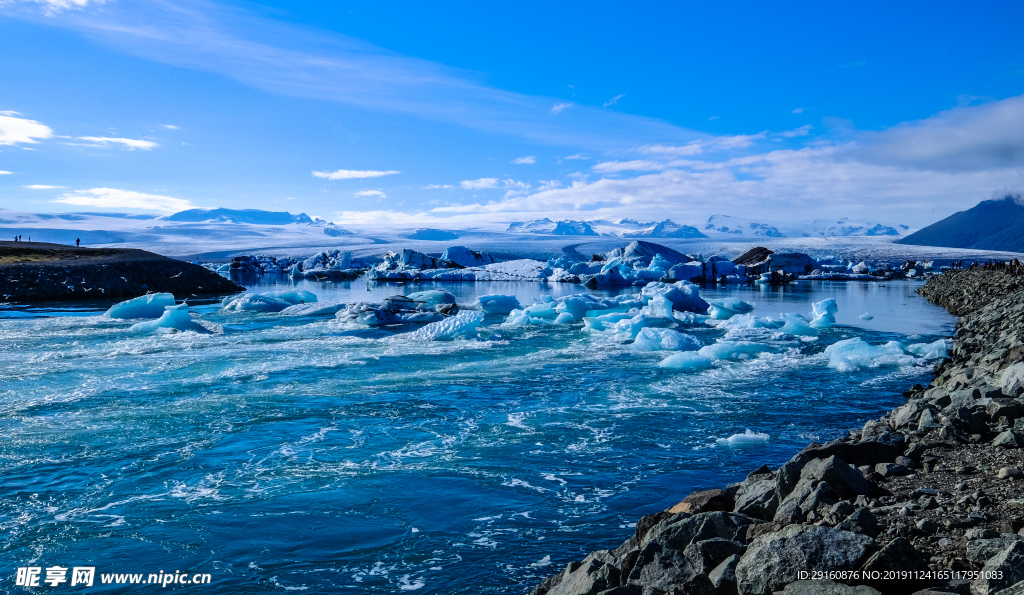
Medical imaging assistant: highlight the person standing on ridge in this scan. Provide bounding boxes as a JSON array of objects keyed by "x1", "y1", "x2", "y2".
[{"x1": 76, "y1": 238, "x2": 80, "y2": 247}]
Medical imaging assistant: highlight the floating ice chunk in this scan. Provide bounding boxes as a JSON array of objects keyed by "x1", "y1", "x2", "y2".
[
  {"x1": 631, "y1": 328, "x2": 703, "y2": 351},
  {"x1": 404, "y1": 310, "x2": 485, "y2": 340},
  {"x1": 640, "y1": 281, "x2": 709, "y2": 313},
  {"x1": 440, "y1": 246, "x2": 499, "y2": 267},
  {"x1": 659, "y1": 352, "x2": 713, "y2": 370},
  {"x1": 608, "y1": 313, "x2": 675, "y2": 338},
  {"x1": 262, "y1": 289, "x2": 318, "y2": 305},
  {"x1": 824, "y1": 337, "x2": 915, "y2": 372},
  {"x1": 699, "y1": 340, "x2": 776, "y2": 361},
  {"x1": 906, "y1": 339, "x2": 949, "y2": 360},
  {"x1": 280, "y1": 301, "x2": 347, "y2": 316},
  {"x1": 859, "y1": 313, "x2": 874, "y2": 321},
  {"x1": 105, "y1": 293, "x2": 176, "y2": 319},
  {"x1": 222, "y1": 293, "x2": 293, "y2": 312},
  {"x1": 405, "y1": 290, "x2": 456, "y2": 309},
  {"x1": 778, "y1": 313, "x2": 817, "y2": 336},
  {"x1": 716, "y1": 313, "x2": 779, "y2": 331},
  {"x1": 642, "y1": 295, "x2": 675, "y2": 318},
  {"x1": 705, "y1": 297, "x2": 754, "y2": 320},
  {"x1": 216, "y1": 263, "x2": 231, "y2": 273},
  {"x1": 810, "y1": 298, "x2": 838, "y2": 327},
  {"x1": 130, "y1": 304, "x2": 201, "y2": 333},
  {"x1": 337, "y1": 302, "x2": 444, "y2": 325},
  {"x1": 582, "y1": 311, "x2": 638, "y2": 331},
  {"x1": 553, "y1": 312, "x2": 575, "y2": 324},
  {"x1": 716, "y1": 429, "x2": 769, "y2": 446},
  {"x1": 474, "y1": 295, "x2": 521, "y2": 315}
]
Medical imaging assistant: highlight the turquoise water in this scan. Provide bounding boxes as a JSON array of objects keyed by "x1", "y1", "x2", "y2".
[{"x1": 0, "y1": 280, "x2": 953, "y2": 593}]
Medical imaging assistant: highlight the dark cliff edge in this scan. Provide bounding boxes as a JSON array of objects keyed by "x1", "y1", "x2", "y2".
[
  {"x1": 527, "y1": 269, "x2": 1024, "y2": 595},
  {"x1": 0, "y1": 242, "x2": 244, "y2": 303}
]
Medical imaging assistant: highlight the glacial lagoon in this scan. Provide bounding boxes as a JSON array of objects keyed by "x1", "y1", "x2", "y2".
[{"x1": 0, "y1": 279, "x2": 954, "y2": 593}]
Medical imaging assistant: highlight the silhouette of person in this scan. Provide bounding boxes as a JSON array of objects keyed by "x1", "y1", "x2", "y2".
[{"x1": 76, "y1": 238, "x2": 81, "y2": 247}]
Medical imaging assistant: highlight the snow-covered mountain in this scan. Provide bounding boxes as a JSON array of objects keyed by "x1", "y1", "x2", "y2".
[
  {"x1": 704, "y1": 215, "x2": 907, "y2": 238},
  {"x1": 624, "y1": 219, "x2": 707, "y2": 239},
  {"x1": 506, "y1": 219, "x2": 598, "y2": 235},
  {"x1": 898, "y1": 196, "x2": 1024, "y2": 252},
  {"x1": 165, "y1": 208, "x2": 313, "y2": 225}
]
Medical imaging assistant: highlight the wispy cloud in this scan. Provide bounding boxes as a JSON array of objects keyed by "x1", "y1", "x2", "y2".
[
  {"x1": 603, "y1": 94, "x2": 625, "y2": 107},
  {"x1": 30, "y1": 0, "x2": 106, "y2": 15},
  {"x1": 779, "y1": 125, "x2": 813, "y2": 138},
  {"x1": 511, "y1": 155, "x2": 536, "y2": 165},
  {"x1": 791, "y1": 108, "x2": 806, "y2": 114},
  {"x1": 460, "y1": 177, "x2": 498, "y2": 189},
  {"x1": 550, "y1": 102, "x2": 574, "y2": 115},
  {"x1": 162, "y1": 124, "x2": 180, "y2": 129},
  {"x1": 0, "y1": 114, "x2": 54, "y2": 145},
  {"x1": 77, "y1": 136, "x2": 158, "y2": 150},
  {"x1": 564, "y1": 154, "x2": 589, "y2": 160},
  {"x1": 353, "y1": 190, "x2": 386, "y2": 198},
  {"x1": 0, "y1": 171, "x2": 11, "y2": 175},
  {"x1": 312, "y1": 169, "x2": 400, "y2": 180},
  {"x1": 24, "y1": 184, "x2": 65, "y2": 189},
  {"x1": 52, "y1": 188, "x2": 194, "y2": 213},
  {"x1": 423, "y1": 184, "x2": 454, "y2": 189}
]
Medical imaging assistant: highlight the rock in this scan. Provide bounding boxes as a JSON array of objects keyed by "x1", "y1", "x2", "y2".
[
  {"x1": 918, "y1": 409, "x2": 942, "y2": 431},
  {"x1": 1000, "y1": 362, "x2": 1024, "y2": 397},
  {"x1": 916, "y1": 518, "x2": 941, "y2": 534},
  {"x1": 669, "y1": 489, "x2": 735, "y2": 514},
  {"x1": 836, "y1": 507, "x2": 879, "y2": 536},
  {"x1": 635, "y1": 511, "x2": 677, "y2": 543},
  {"x1": 800, "y1": 456, "x2": 873, "y2": 499},
  {"x1": 895, "y1": 456, "x2": 915, "y2": 469},
  {"x1": 733, "y1": 476, "x2": 780, "y2": 521},
  {"x1": 683, "y1": 537, "x2": 744, "y2": 575},
  {"x1": 708, "y1": 554, "x2": 740, "y2": 595},
  {"x1": 774, "y1": 478, "x2": 820, "y2": 524},
  {"x1": 625, "y1": 541, "x2": 695, "y2": 591},
  {"x1": 966, "y1": 535, "x2": 1024, "y2": 565},
  {"x1": 548, "y1": 557, "x2": 620, "y2": 595},
  {"x1": 859, "y1": 537, "x2": 932, "y2": 594},
  {"x1": 875, "y1": 463, "x2": 911, "y2": 478},
  {"x1": 998, "y1": 467, "x2": 1023, "y2": 479},
  {"x1": 773, "y1": 580, "x2": 882, "y2": 594},
  {"x1": 800, "y1": 440, "x2": 902, "y2": 467},
  {"x1": 734, "y1": 525, "x2": 875, "y2": 595},
  {"x1": 993, "y1": 431, "x2": 1023, "y2": 449},
  {"x1": 776, "y1": 453, "x2": 811, "y2": 500},
  {"x1": 642, "y1": 512, "x2": 760, "y2": 551},
  {"x1": 971, "y1": 541, "x2": 1024, "y2": 595}
]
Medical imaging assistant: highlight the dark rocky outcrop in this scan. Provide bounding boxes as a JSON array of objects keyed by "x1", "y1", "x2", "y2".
[
  {"x1": 528, "y1": 268, "x2": 1024, "y2": 595},
  {"x1": 0, "y1": 242, "x2": 243, "y2": 303}
]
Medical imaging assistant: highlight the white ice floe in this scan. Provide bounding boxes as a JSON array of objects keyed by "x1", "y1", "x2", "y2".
[
  {"x1": 279, "y1": 301, "x2": 348, "y2": 317},
  {"x1": 221, "y1": 293, "x2": 294, "y2": 312},
  {"x1": 262, "y1": 289, "x2": 318, "y2": 305},
  {"x1": 824, "y1": 338, "x2": 916, "y2": 372},
  {"x1": 905, "y1": 339, "x2": 949, "y2": 359},
  {"x1": 659, "y1": 352, "x2": 714, "y2": 370},
  {"x1": 130, "y1": 303, "x2": 204, "y2": 333},
  {"x1": 473, "y1": 295, "x2": 521, "y2": 315},
  {"x1": 403, "y1": 310, "x2": 485, "y2": 341},
  {"x1": 104, "y1": 293, "x2": 176, "y2": 319},
  {"x1": 859, "y1": 313, "x2": 874, "y2": 320},
  {"x1": 704, "y1": 297, "x2": 754, "y2": 320},
  {"x1": 716, "y1": 429, "x2": 769, "y2": 446},
  {"x1": 810, "y1": 297, "x2": 838, "y2": 327},
  {"x1": 631, "y1": 328, "x2": 703, "y2": 352}
]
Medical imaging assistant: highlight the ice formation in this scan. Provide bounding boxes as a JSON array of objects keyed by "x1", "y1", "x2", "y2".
[
  {"x1": 105, "y1": 293, "x2": 176, "y2": 319},
  {"x1": 810, "y1": 298, "x2": 838, "y2": 327},
  {"x1": 824, "y1": 338, "x2": 917, "y2": 372},
  {"x1": 631, "y1": 328, "x2": 703, "y2": 351},
  {"x1": 716, "y1": 430, "x2": 769, "y2": 446},
  {"x1": 705, "y1": 297, "x2": 754, "y2": 320},
  {"x1": 279, "y1": 302, "x2": 348, "y2": 317},
  {"x1": 336, "y1": 291, "x2": 458, "y2": 326},
  {"x1": 130, "y1": 303, "x2": 203, "y2": 333},
  {"x1": 262, "y1": 289, "x2": 318, "y2": 305},
  {"x1": 859, "y1": 313, "x2": 875, "y2": 320},
  {"x1": 403, "y1": 310, "x2": 485, "y2": 341},
  {"x1": 473, "y1": 295, "x2": 521, "y2": 315},
  {"x1": 440, "y1": 246, "x2": 499, "y2": 267},
  {"x1": 906, "y1": 339, "x2": 949, "y2": 360},
  {"x1": 658, "y1": 352, "x2": 714, "y2": 370},
  {"x1": 506, "y1": 293, "x2": 643, "y2": 327}
]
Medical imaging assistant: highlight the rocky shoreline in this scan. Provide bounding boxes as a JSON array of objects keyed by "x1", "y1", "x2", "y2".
[
  {"x1": 0, "y1": 242, "x2": 244, "y2": 303},
  {"x1": 527, "y1": 268, "x2": 1024, "y2": 595}
]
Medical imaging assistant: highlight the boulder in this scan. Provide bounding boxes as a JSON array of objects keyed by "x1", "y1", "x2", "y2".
[
  {"x1": 993, "y1": 431, "x2": 1023, "y2": 448},
  {"x1": 835, "y1": 507, "x2": 879, "y2": 537},
  {"x1": 625, "y1": 541, "x2": 696, "y2": 591},
  {"x1": 800, "y1": 440, "x2": 902, "y2": 468},
  {"x1": 733, "y1": 476, "x2": 779, "y2": 521},
  {"x1": 773, "y1": 580, "x2": 882, "y2": 595},
  {"x1": 642, "y1": 512, "x2": 760, "y2": 551},
  {"x1": 859, "y1": 537, "x2": 932, "y2": 594},
  {"x1": 971, "y1": 541, "x2": 1024, "y2": 595},
  {"x1": 683, "y1": 537, "x2": 745, "y2": 575},
  {"x1": 709, "y1": 554, "x2": 740, "y2": 595},
  {"x1": 800, "y1": 456, "x2": 873, "y2": 499},
  {"x1": 547, "y1": 557, "x2": 620, "y2": 595},
  {"x1": 966, "y1": 535, "x2": 1024, "y2": 565},
  {"x1": 734, "y1": 525, "x2": 875, "y2": 595},
  {"x1": 1000, "y1": 362, "x2": 1024, "y2": 397},
  {"x1": 668, "y1": 489, "x2": 735, "y2": 514}
]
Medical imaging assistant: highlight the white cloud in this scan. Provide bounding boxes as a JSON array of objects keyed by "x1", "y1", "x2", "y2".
[
  {"x1": 24, "y1": 184, "x2": 65, "y2": 189},
  {"x1": 537, "y1": 180, "x2": 562, "y2": 192},
  {"x1": 312, "y1": 169, "x2": 400, "y2": 180},
  {"x1": 52, "y1": 188, "x2": 194, "y2": 213},
  {"x1": 30, "y1": 0, "x2": 105, "y2": 13},
  {"x1": 460, "y1": 177, "x2": 499, "y2": 189},
  {"x1": 551, "y1": 102, "x2": 574, "y2": 115},
  {"x1": 779, "y1": 125, "x2": 813, "y2": 138},
  {"x1": 423, "y1": 184, "x2": 454, "y2": 189},
  {"x1": 77, "y1": 136, "x2": 159, "y2": 150},
  {"x1": 162, "y1": 124, "x2": 180, "y2": 129},
  {"x1": 511, "y1": 155, "x2": 536, "y2": 165},
  {"x1": 0, "y1": 171, "x2": 11, "y2": 175},
  {"x1": 353, "y1": 190, "x2": 386, "y2": 198},
  {"x1": 0, "y1": 114, "x2": 54, "y2": 145},
  {"x1": 792, "y1": 108, "x2": 806, "y2": 114},
  {"x1": 603, "y1": 94, "x2": 625, "y2": 107},
  {"x1": 564, "y1": 154, "x2": 589, "y2": 160},
  {"x1": 641, "y1": 143, "x2": 705, "y2": 156}
]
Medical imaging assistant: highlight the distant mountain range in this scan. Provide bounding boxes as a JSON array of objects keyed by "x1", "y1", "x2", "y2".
[
  {"x1": 166, "y1": 208, "x2": 313, "y2": 225},
  {"x1": 704, "y1": 215, "x2": 907, "y2": 238},
  {"x1": 898, "y1": 196, "x2": 1024, "y2": 253},
  {"x1": 506, "y1": 218, "x2": 706, "y2": 238}
]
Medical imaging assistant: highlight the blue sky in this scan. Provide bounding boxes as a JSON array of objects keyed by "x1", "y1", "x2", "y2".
[{"x1": 2, "y1": 0, "x2": 1024, "y2": 228}]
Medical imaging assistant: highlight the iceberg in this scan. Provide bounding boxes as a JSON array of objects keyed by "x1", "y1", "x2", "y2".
[
  {"x1": 279, "y1": 301, "x2": 348, "y2": 317},
  {"x1": 824, "y1": 338, "x2": 915, "y2": 372},
  {"x1": 404, "y1": 290, "x2": 456, "y2": 309},
  {"x1": 716, "y1": 430, "x2": 769, "y2": 446},
  {"x1": 659, "y1": 352, "x2": 714, "y2": 370},
  {"x1": 906, "y1": 339, "x2": 949, "y2": 360},
  {"x1": 705, "y1": 298, "x2": 755, "y2": 320},
  {"x1": 698, "y1": 340, "x2": 776, "y2": 361},
  {"x1": 859, "y1": 313, "x2": 874, "y2": 321},
  {"x1": 130, "y1": 303, "x2": 202, "y2": 333},
  {"x1": 222, "y1": 293, "x2": 294, "y2": 312},
  {"x1": 606, "y1": 313, "x2": 675, "y2": 338},
  {"x1": 631, "y1": 328, "x2": 703, "y2": 352},
  {"x1": 403, "y1": 310, "x2": 485, "y2": 341},
  {"x1": 440, "y1": 246, "x2": 499, "y2": 267},
  {"x1": 105, "y1": 293, "x2": 176, "y2": 319},
  {"x1": 262, "y1": 289, "x2": 318, "y2": 305},
  {"x1": 581, "y1": 311, "x2": 638, "y2": 331},
  {"x1": 810, "y1": 297, "x2": 838, "y2": 327},
  {"x1": 474, "y1": 294, "x2": 521, "y2": 315},
  {"x1": 639, "y1": 281, "x2": 709, "y2": 313},
  {"x1": 778, "y1": 313, "x2": 818, "y2": 336}
]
